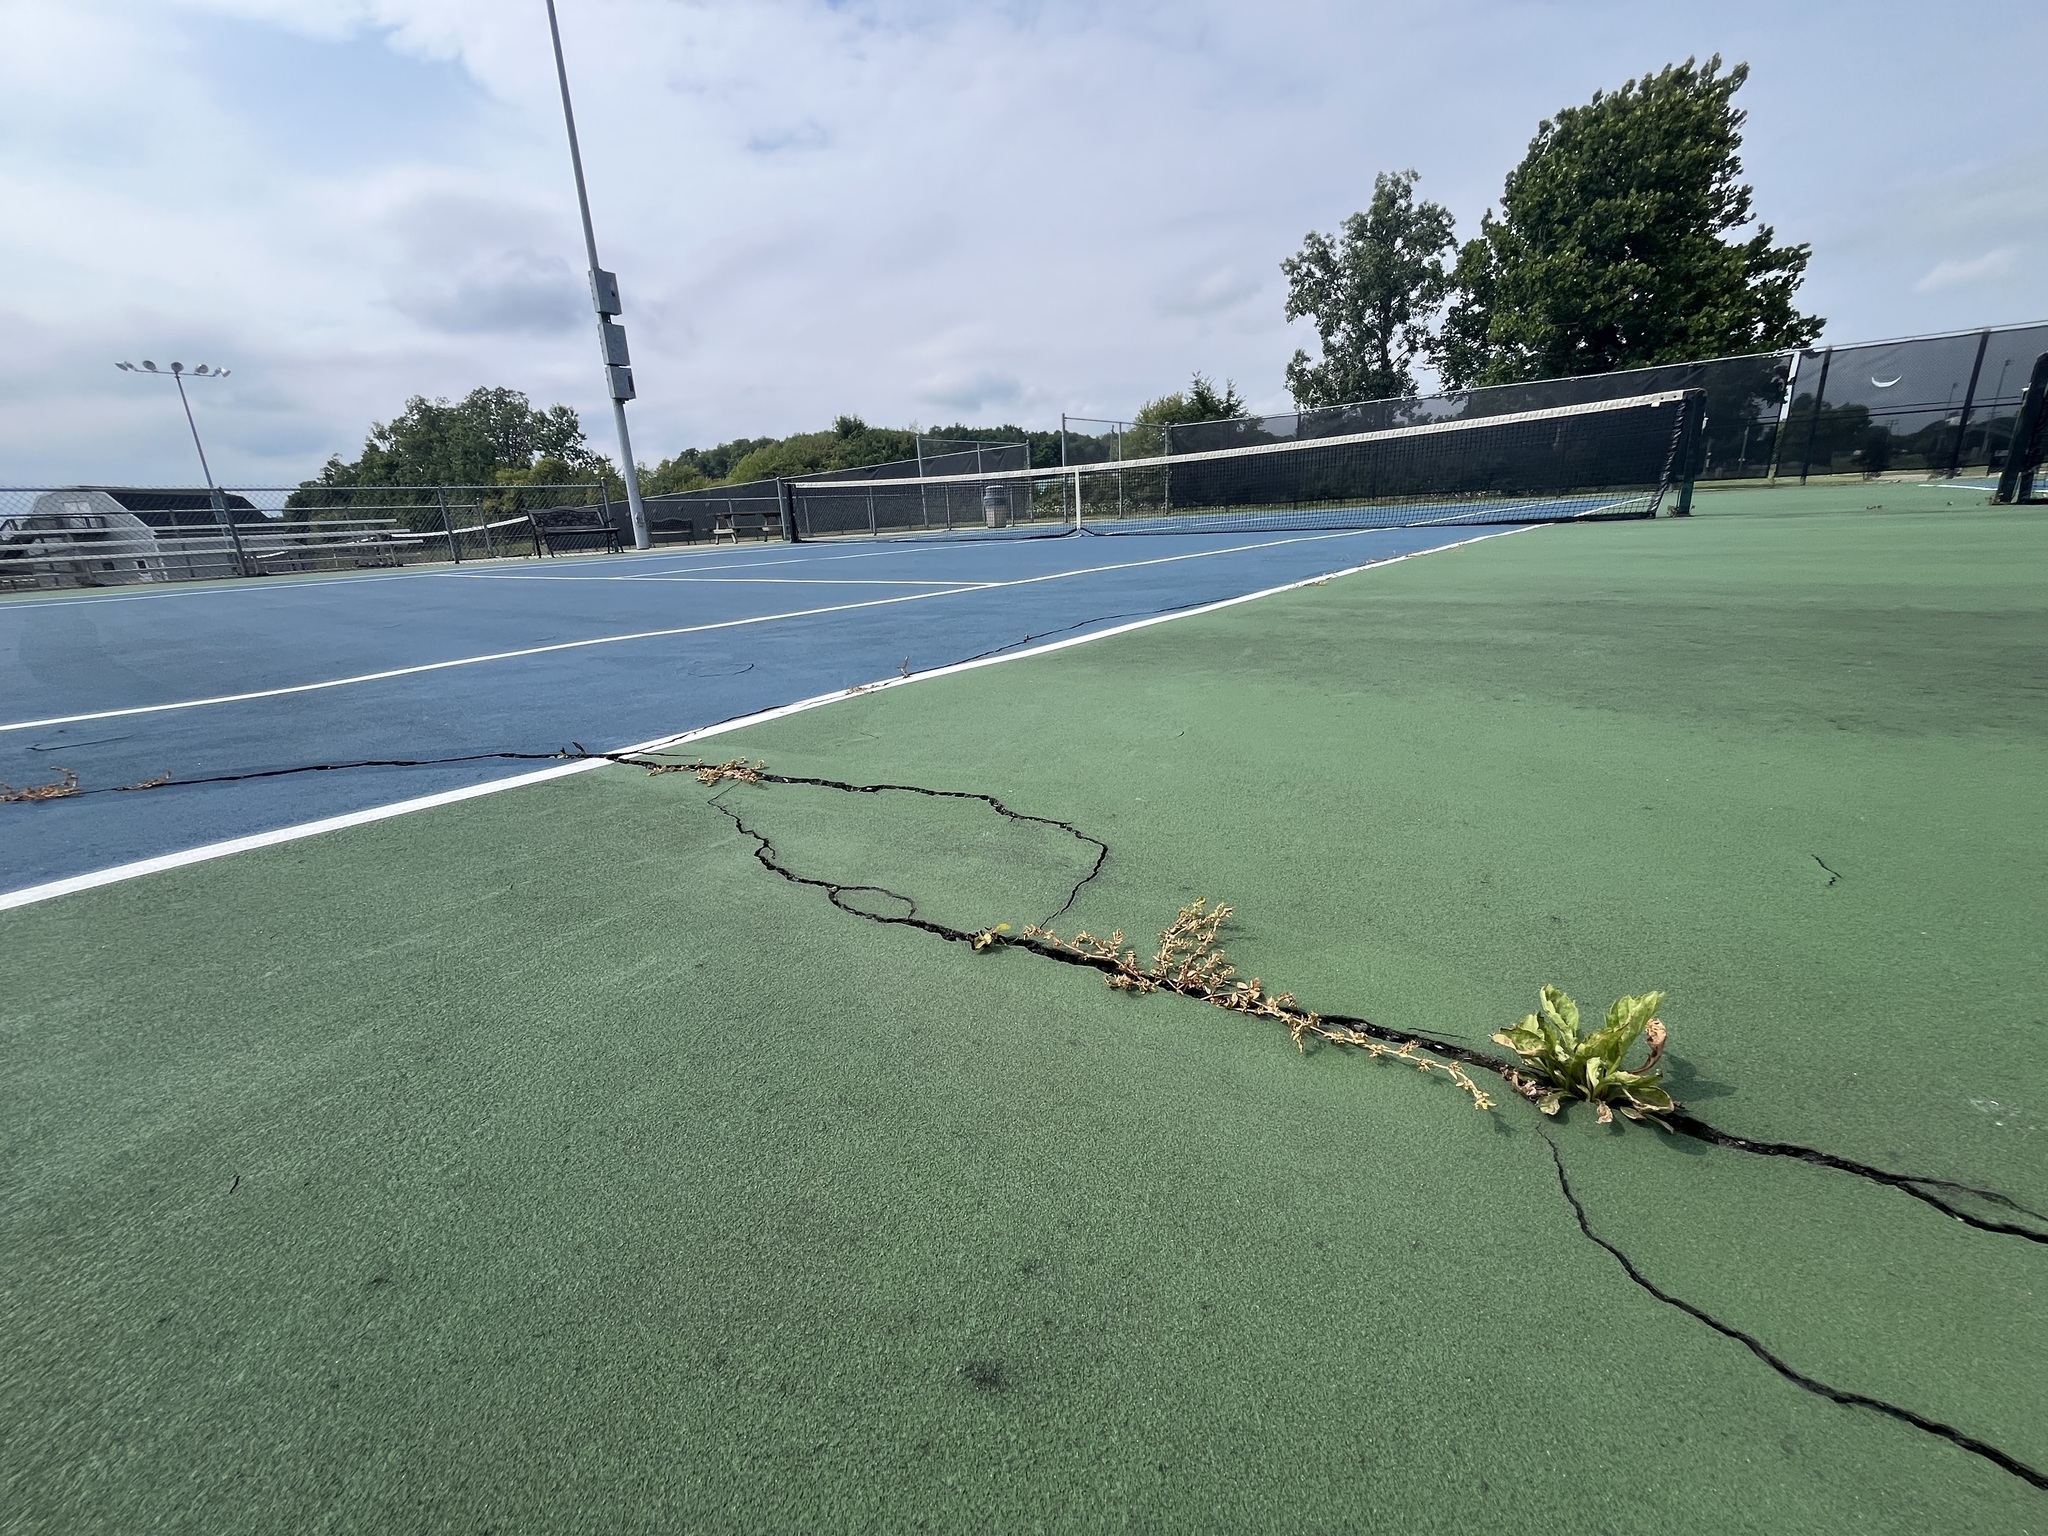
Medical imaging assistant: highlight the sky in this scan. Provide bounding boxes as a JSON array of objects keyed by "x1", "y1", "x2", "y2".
[{"x1": 1, "y1": 0, "x2": 2042, "y2": 487}]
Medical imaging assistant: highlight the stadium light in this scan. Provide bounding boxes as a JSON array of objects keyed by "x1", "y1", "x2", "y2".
[
  {"x1": 544, "y1": 0, "x2": 651, "y2": 552},
  {"x1": 115, "y1": 357, "x2": 251, "y2": 576}
]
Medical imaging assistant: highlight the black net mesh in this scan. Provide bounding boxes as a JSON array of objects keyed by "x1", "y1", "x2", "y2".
[
  {"x1": 1163, "y1": 354, "x2": 1791, "y2": 485},
  {"x1": 791, "y1": 392, "x2": 1698, "y2": 539}
]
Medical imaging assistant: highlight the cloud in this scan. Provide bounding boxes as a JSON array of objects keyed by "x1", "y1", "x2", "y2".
[
  {"x1": 3, "y1": 0, "x2": 2046, "y2": 485},
  {"x1": 746, "y1": 121, "x2": 833, "y2": 155},
  {"x1": 391, "y1": 250, "x2": 582, "y2": 335},
  {"x1": 1913, "y1": 247, "x2": 2020, "y2": 293},
  {"x1": 1155, "y1": 267, "x2": 1264, "y2": 318},
  {"x1": 918, "y1": 371, "x2": 1025, "y2": 414}
]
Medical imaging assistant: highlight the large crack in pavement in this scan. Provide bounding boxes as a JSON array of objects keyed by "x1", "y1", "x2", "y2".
[
  {"x1": 1542, "y1": 1136, "x2": 2048, "y2": 1492},
  {"x1": 17, "y1": 744, "x2": 2047, "y2": 1246},
  {"x1": 696, "y1": 766, "x2": 2047, "y2": 1240},
  {"x1": 696, "y1": 765, "x2": 2048, "y2": 1495}
]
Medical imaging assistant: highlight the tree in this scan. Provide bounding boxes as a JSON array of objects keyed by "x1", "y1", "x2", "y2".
[
  {"x1": 1133, "y1": 373, "x2": 1249, "y2": 427},
  {"x1": 1123, "y1": 374, "x2": 1253, "y2": 455},
  {"x1": 1438, "y1": 56, "x2": 1822, "y2": 388},
  {"x1": 307, "y1": 387, "x2": 603, "y2": 488},
  {"x1": 1282, "y1": 170, "x2": 1456, "y2": 407}
]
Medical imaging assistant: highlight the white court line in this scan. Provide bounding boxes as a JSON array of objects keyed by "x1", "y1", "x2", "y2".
[
  {"x1": 613, "y1": 576, "x2": 999, "y2": 587},
  {"x1": 439, "y1": 543, "x2": 963, "y2": 581},
  {"x1": 0, "y1": 531, "x2": 951, "y2": 612},
  {"x1": 0, "y1": 525, "x2": 1532, "y2": 910},
  {"x1": 0, "y1": 526, "x2": 1383, "y2": 734}
]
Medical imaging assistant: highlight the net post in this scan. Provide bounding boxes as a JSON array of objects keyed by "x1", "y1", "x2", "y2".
[
  {"x1": 1072, "y1": 468, "x2": 1083, "y2": 530},
  {"x1": 1992, "y1": 351, "x2": 2048, "y2": 504},
  {"x1": 1673, "y1": 390, "x2": 1706, "y2": 516}
]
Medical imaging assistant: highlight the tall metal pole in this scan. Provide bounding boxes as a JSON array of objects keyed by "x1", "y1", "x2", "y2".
[
  {"x1": 545, "y1": 0, "x2": 649, "y2": 551},
  {"x1": 171, "y1": 368, "x2": 250, "y2": 577}
]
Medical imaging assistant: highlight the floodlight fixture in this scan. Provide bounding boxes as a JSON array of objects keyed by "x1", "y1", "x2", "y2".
[{"x1": 116, "y1": 355, "x2": 250, "y2": 575}]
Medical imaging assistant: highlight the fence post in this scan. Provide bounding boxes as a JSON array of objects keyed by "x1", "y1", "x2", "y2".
[
  {"x1": 1767, "y1": 351, "x2": 1799, "y2": 481},
  {"x1": 211, "y1": 486, "x2": 252, "y2": 578},
  {"x1": 777, "y1": 477, "x2": 799, "y2": 542},
  {"x1": 437, "y1": 487, "x2": 458, "y2": 563},
  {"x1": 1797, "y1": 348, "x2": 1833, "y2": 485},
  {"x1": 1948, "y1": 329, "x2": 1992, "y2": 478},
  {"x1": 1161, "y1": 421, "x2": 1173, "y2": 512},
  {"x1": 1993, "y1": 351, "x2": 2048, "y2": 504}
]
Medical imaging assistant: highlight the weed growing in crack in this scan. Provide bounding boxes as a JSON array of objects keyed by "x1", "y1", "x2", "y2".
[
  {"x1": 1494, "y1": 986, "x2": 1675, "y2": 1126},
  {"x1": 970, "y1": 924, "x2": 1010, "y2": 951},
  {"x1": 1028, "y1": 900, "x2": 1495, "y2": 1111},
  {"x1": 1, "y1": 768, "x2": 80, "y2": 802},
  {"x1": 638, "y1": 757, "x2": 766, "y2": 787}
]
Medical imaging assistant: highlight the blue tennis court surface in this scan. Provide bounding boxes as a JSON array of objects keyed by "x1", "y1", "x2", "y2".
[{"x1": 1, "y1": 523, "x2": 1527, "y2": 894}]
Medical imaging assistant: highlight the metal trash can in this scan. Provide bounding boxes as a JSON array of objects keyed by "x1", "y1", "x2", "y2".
[{"x1": 982, "y1": 484, "x2": 1010, "y2": 529}]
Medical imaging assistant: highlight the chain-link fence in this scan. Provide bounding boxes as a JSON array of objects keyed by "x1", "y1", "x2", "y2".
[
  {"x1": 650, "y1": 440, "x2": 1031, "y2": 540},
  {"x1": 0, "y1": 483, "x2": 605, "y2": 591}
]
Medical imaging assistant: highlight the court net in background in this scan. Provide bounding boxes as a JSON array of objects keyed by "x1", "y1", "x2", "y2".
[{"x1": 788, "y1": 390, "x2": 1703, "y2": 539}]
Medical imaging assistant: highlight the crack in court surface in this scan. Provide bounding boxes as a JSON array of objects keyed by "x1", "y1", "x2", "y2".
[
  {"x1": 37, "y1": 739, "x2": 2039, "y2": 1253},
  {"x1": 675, "y1": 762, "x2": 2048, "y2": 1491},
  {"x1": 687, "y1": 764, "x2": 2046, "y2": 1236},
  {"x1": 1542, "y1": 1137, "x2": 2048, "y2": 1492}
]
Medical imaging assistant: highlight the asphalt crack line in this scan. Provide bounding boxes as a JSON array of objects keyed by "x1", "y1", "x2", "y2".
[{"x1": 1542, "y1": 1136, "x2": 2047, "y2": 1493}]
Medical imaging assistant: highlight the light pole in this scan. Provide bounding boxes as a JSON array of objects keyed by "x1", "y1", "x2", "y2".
[
  {"x1": 544, "y1": 0, "x2": 650, "y2": 551},
  {"x1": 115, "y1": 358, "x2": 251, "y2": 577}
]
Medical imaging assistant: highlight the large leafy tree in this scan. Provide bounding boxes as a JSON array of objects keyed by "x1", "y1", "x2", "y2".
[
  {"x1": 1281, "y1": 170, "x2": 1456, "y2": 407},
  {"x1": 1438, "y1": 57, "x2": 1822, "y2": 388},
  {"x1": 309, "y1": 386, "x2": 603, "y2": 488}
]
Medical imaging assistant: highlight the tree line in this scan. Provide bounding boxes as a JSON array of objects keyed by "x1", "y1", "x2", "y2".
[{"x1": 303, "y1": 54, "x2": 1819, "y2": 501}]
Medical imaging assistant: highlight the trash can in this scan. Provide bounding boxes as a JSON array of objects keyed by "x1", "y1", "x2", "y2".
[{"x1": 982, "y1": 484, "x2": 1010, "y2": 529}]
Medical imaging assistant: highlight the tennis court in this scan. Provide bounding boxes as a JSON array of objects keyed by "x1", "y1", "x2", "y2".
[{"x1": 4, "y1": 476, "x2": 2045, "y2": 1532}]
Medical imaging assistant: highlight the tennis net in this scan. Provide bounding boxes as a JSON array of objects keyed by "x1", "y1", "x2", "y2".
[{"x1": 787, "y1": 389, "x2": 1703, "y2": 539}]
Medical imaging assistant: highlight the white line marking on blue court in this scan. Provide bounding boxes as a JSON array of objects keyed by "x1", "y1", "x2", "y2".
[
  {"x1": 0, "y1": 525, "x2": 1406, "y2": 733},
  {"x1": 0, "y1": 526, "x2": 1532, "y2": 910}
]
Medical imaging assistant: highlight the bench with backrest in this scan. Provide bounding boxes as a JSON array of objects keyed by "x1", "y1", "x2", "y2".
[
  {"x1": 529, "y1": 505, "x2": 621, "y2": 556},
  {"x1": 710, "y1": 506, "x2": 785, "y2": 543}
]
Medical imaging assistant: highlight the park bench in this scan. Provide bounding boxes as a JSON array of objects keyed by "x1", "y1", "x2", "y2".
[{"x1": 529, "y1": 505, "x2": 621, "y2": 556}]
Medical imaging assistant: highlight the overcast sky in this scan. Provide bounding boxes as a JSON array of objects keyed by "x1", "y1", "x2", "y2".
[{"x1": 2, "y1": 0, "x2": 2042, "y2": 487}]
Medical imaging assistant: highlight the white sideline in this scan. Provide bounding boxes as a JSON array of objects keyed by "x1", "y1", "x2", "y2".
[
  {"x1": 0, "y1": 526, "x2": 1382, "y2": 734},
  {"x1": 0, "y1": 526, "x2": 1531, "y2": 911}
]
